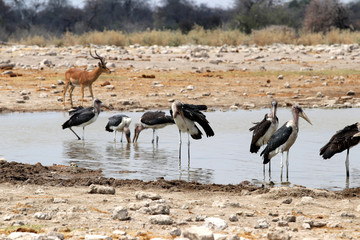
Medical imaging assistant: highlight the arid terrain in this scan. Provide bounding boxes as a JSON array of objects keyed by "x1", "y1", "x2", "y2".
[
  {"x1": 1, "y1": 44, "x2": 360, "y2": 239},
  {"x1": 1, "y1": 44, "x2": 360, "y2": 112}
]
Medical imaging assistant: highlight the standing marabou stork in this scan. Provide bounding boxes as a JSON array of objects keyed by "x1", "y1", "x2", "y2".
[
  {"x1": 62, "y1": 99, "x2": 105, "y2": 140},
  {"x1": 249, "y1": 100, "x2": 279, "y2": 178},
  {"x1": 320, "y1": 123, "x2": 360, "y2": 178},
  {"x1": 260, "y1": 104, "x2": 312, "y2": 181},
  {"x1": 133, "y1": 111, "x2": 175, "y2": 143},
  {"x1": 170, "y1": 100, "x2": 215, "y2": 161},
  {"x1": 250, "y1": 100, "x2": 279, "y2": 153},
  {"x1": 105, "y1": 114, "x2": 132, "y2": 143}
]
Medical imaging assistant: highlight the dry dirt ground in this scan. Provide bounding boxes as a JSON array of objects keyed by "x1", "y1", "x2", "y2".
[
  {"x1": 1, "y1": 44, "x2": 360, "y2": 112},
  {"x1": 1, "y1": 44, "x2": 360, "y2": 239},
  {"x1": 1, "y1": 161, "x2": 360, "y2": 240}
]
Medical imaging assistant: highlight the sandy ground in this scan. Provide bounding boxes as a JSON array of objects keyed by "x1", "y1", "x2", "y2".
[
  {"x1": 1, "y1": 44, "x2": 360, "y2": 112},
  {"x1": 1, "y1": 44, "x2": 360, "y2": 239},
  {"x1": 0, "y1": 161, "x2": 360, "y2": 240}
]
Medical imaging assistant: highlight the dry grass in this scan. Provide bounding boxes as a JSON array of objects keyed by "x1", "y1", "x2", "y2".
[{"x1": 10, "y1": 27, "x2": 360, "y2": 47}]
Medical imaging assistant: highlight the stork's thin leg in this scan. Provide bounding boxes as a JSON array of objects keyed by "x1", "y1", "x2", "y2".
[
  {"x1": 280, "y1": 153, "x2": 284, "y2": 181},
  {"x1": 155, "y1": 131, "x2": 159, "y2": 144},
  {"x1": 286, "y1": 151, "x2": 289, "y2": 182},
  {"x1": 114, "y1": 131, "x2": 117, "y2": 142},
  {"x1": 187, "y1": 133, "x2": 191, "y2": 168},
  {"x1": 69, "y1": 127, "x2": 81, "y2": 140},
  {"x1": 269, "y1": 161, "x2": 272, "y2": 181},
  {"x1": 178, "y1": 130, "x2": 182, "y2": 162},
  {"x1": 82, "y1": 127, "x2": 85, "y2": 140},
  {"x1": 346, "y1": 148, "x2": 350, "y2": 178},
  {"x1": 120, "y1": 132, "x2": 124, "y2": 143},
  {"x1": 263, "y1": 164, "x2": 265, "y2": 182},
  {"x1": 152, "y1": 129, "x2": 155, "y2": 144}
]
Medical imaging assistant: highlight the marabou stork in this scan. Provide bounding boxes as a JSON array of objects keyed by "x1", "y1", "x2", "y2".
[
  {"x1": 105, "y1": 114, "x2": 132, "y2": 143},
  {"x1": 260, "y1": 104, "x2": 312, "y2": 181},
  {"x1": 62, "y1": 99, "x2": 105, "y2": 140},
  {"x1": 133, "y1": 111, "x2": 175, "y2": 143},
  {"x1": 170, "y1": 100, "x2": 215, "y2": 161},
  {"x1": 249, "y1": 100, "x2": 279, "y2": 178},
  {"x1": 250, "y1": 100, "x2": 279, "y2": 153},
  {"x1": 320, "y1": 122, "x2": 360, "y2": 178}
]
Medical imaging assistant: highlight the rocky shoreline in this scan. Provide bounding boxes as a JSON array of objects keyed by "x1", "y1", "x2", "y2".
[{"x1": 0, "y1": 161, "x2": 360, "y2": 240}]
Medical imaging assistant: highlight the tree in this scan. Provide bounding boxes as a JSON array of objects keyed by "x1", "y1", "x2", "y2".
[{"x1": 303, "y1": 0, "x2": 351, "y2": 32}]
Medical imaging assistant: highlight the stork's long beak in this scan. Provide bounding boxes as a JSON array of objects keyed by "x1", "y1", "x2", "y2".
[
  {"x1": 300, "y1": 111, "x2": 312, "y2": 125},
  {"x1": 133, "y1": 131, "x2": 139, "y2": 143},
  {"x1": 353, "y1": 132, "x2": 360, "y2": 138},
  {"x1": 100, "y1": 102, "x2": 109, "y2": 109},
  {"x1": 125, "y1": 129, "x2": 131, "y2": 143}
]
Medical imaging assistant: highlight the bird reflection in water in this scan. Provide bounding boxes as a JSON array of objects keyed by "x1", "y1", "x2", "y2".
[
  {"x1": 105, "y1": 142, "x2": 131, "y2": 160},
  {"x1": 62, "y1": 140, "x2": 103, "y2": 169}
]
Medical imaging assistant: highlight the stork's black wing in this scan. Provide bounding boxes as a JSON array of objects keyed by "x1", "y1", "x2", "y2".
[
  {"x1": 261, "y1": 122, "x2": 292, "y2": 164},
  {"x1": 69, "y1": 106, "x2": 86, "y2": 116},
  {"x1": 249, "y1": 114, "x2": 271, "y2": 153},
  {"x1": 183, "y1": 107, "x2": 214, "y2": 137},
  {"x1": 183, "y1": 104, "x2": 207, "y2": 111},
  {"x1": 320, "y1": 123, "x2": 360, "y2": 159},
  {"x1": 141, "y1": 111, "x2": 174, "y2": 125},
  {"x1": 105, "y1": 114, "x2": 128, "y2": 132},
  {"x1": 62, "y1": 110, "x2": 95, "y2": 129}
]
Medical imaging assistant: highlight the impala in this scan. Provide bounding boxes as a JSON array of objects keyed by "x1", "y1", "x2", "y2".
[{"x1": 62, "y1": 50, "x2": 111, "y2": 107}]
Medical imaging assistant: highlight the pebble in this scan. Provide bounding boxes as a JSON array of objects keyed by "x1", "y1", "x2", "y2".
[
  {"x1": 88, "y1": 184, "x2": 115, "y2": 194},
  {"x1": 149, "y1": 215, "x2": 173, "y2": 225},
  {"x1": 85, "y1": 235, "x2": 112, "y2": 240},
  {"x1": 112, "y1": 206, "x2": 130, "y2": 221},
  {"x1": 136, "y1": 191, "x2": 161, "y2": 200},
  {"x1": 182, "y1": 226, "x2": 214, "y2": 240},
  {"x1": 149, "y1": 204, "x2": 170, "y2": 215},
  {"x1": 204, "y1": 217, "x2": 228, "y2": 230},
  {"x1": 33, "y1": 212, "x2": 52, "y2": 220},
  {"x1": 255, "y1": 219, "x2": 270, "y2": 229}
]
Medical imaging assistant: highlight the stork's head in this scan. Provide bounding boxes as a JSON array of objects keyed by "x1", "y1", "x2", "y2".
[
  {"x1": 124, "y1": 127, "x2": 131, "y2": 143},
  {"x1": 133, "y1": 123, "x2": 145, "y2": 143},
  {"x1": 172, "y1": 100, "x2": 185, "y2": 120},
  {"x1": 271, "y1": 100, "x2": 278, "y2": 118},
  {"x1": 271, "y1": 100, "x2": 278, "y2": 108},
  {"x1": 293, "y1": 104, "x2": 312, "y2": 125}
]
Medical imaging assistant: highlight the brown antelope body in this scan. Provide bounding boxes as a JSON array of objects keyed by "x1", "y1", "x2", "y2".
[{"x1": 63, "y1": 50, "x2": 110, "y2": 107}]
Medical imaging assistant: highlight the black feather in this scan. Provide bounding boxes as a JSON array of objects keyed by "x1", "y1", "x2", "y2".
[
  {"x1": 320, "y1": 123, "x2": 360, "y2": 159},
  {"x1": 261, "y1": 122, "x2": 293, "y2": 164},
  {"x1": 249, "y1": 114, "x2": 272, "y2": 153}
]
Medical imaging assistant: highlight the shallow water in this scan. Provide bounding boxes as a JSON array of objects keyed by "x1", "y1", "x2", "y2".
[{"x1": 1, "y1": 108, "x2": 360, "y2": 190}]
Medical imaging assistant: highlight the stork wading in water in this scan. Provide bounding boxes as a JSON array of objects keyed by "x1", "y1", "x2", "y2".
[
  {"x1": 260, "y1": 104, "x2": 312, "y2": 182},
  {"x1": 133, "y1": 111, "x2": 175, "y2": 144},
  {"x1": 320, "y1": 123, "x2": 360, "y2": 178},
  {"x1": 249, "y1": 100, "x2": 279, "y2": 176},
  {"x1": 170, "y1": 100, "x2": 215, "y2": 163},
  {"x1": 62, "y1": 50, "x2": 110, "y2": 107},
  {"x1": 62, "y1": 99, "x2": 106, "y2": 140},
  {"x1": 105, "y1": 114, "x2": 132, "y2": 143}
]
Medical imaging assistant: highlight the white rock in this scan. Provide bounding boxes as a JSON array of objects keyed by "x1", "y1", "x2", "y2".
[
  {"x1": 88, "y1": 184, "x2": 115, "y2": 194},
  {"x1": 204, "y1": 217, "x2": 228, "y2": 230},
  {"x1": 136, "y1": 191, "x2": 161, "y2": 200},
  {"x1": 34, "y1": 212, "x2": 52, "y2": 220},
  {"x1": 182, "y1": 226, "x2": 214, "y2": 240},
  {"x1": 112, "y1": 206, "x2": 130, "y2": 220},
  {"x1": 149, "y1": 215, "x2": 173, "y2": 225},
  {"x1": 85, "y1": 235, "x2": 112, "y2": 240},
  {"x1": 7, "y1": 232, "x2": 39, "y2": 239}
]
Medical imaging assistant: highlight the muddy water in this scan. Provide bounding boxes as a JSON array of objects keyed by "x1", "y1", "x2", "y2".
[{"x1": 1, "y1": 108, "x2": 360, "y2": 190}]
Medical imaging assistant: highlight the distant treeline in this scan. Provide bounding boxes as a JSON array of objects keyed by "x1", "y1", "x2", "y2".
[{"x1": 1, "y1": 0, "x2": 360, "y2": 45}]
